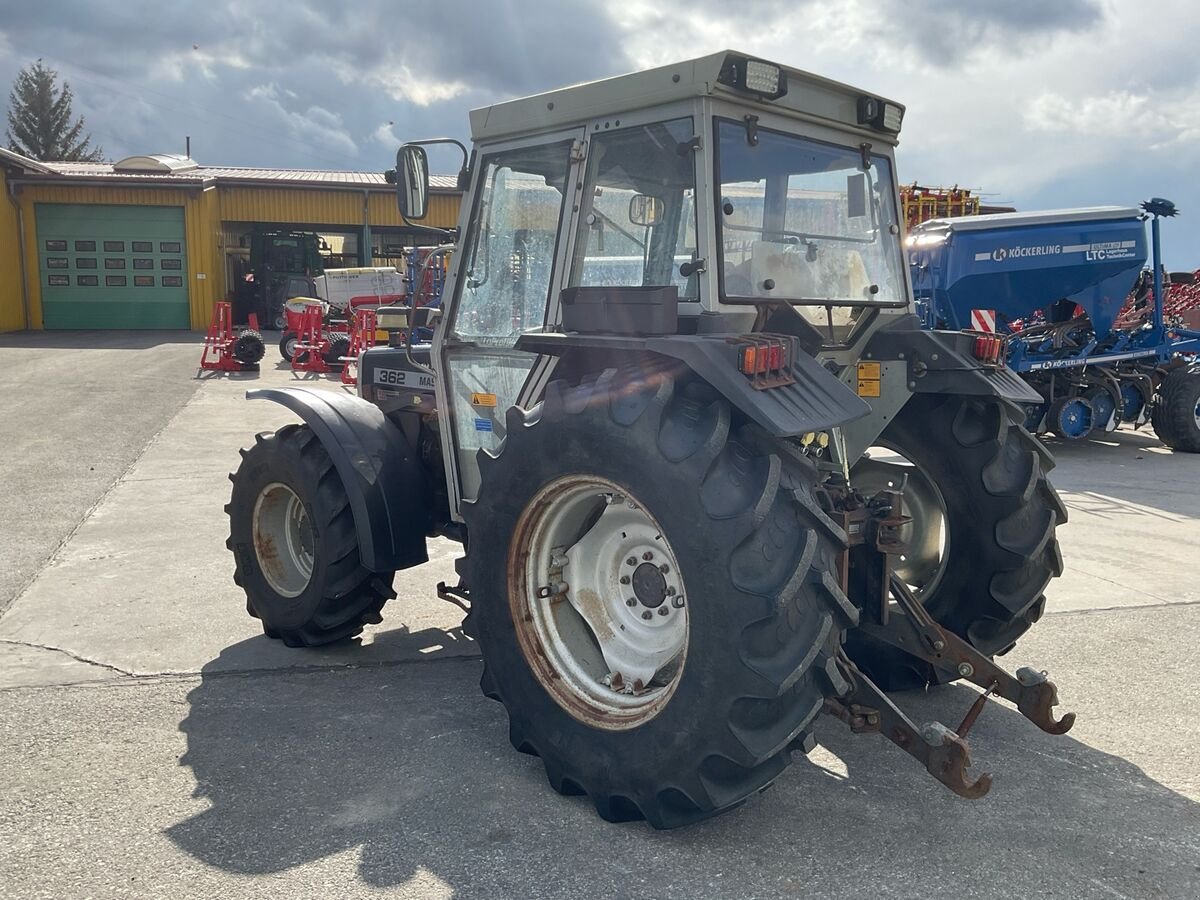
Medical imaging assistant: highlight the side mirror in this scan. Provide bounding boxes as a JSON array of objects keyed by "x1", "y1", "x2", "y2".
[
  {"x1": 629, "y1": 194, "x2": 664, "y2": 227},
  {"x1": 1168, "y1": 271, "x2": 1196, "y2": 285},
  {"x1": 396, "y1": 144, "x2": 430, "y2": 220}
]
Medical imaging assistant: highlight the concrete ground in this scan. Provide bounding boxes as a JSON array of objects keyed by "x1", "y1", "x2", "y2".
[{"x1": 0, "y1": 332, "x2": 1197, "y2": 900}]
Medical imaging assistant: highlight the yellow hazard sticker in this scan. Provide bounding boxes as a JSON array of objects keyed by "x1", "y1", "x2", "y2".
[
  {"x1": 856, "y1": 362, "x2": 881, "y2": 398},
  {"x1": 470, "y1": 392, "x2": 498, "y2": 408}
]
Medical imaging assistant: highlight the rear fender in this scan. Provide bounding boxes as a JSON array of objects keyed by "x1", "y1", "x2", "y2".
[
  {"x1": 516, "y1": 332, "x2": 871, "y2": 437},
  {"x1": 248, "y1": 387, "x2": 430, "y2": 572},
  {"x1": 864, "y1": 320, "x2": 1044, "y2": 405}
]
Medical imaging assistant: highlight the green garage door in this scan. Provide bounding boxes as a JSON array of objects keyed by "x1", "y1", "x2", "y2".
[{"x1": 37, "y1": 204, "x2": 189, "y2": 329}]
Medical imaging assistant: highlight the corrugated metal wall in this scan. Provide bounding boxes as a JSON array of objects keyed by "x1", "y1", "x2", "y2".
[
  {"x1": 16, "y1": 184, "x2": 223, "y2": 330},
  {"x1": 0, "y1": 170, "x2": 26, "y2": 331},
  {"x1": 4, "y1": 180, "x2": 462, "y2": 330},
  {"x1": 221, "y1": 187, "x2": 459, "y2": 229}
]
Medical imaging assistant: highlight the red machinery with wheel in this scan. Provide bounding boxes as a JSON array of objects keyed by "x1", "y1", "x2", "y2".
[
  {"x1": 199, "y1": 301, "x2": 265, "y2": 372},
  {"x1": 341, "y1": 307, "x2": 379, "y2": 386}
]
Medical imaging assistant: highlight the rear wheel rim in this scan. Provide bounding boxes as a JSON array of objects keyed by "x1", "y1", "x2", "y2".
[
  {"x1": 508, "y1": 476, "x2": 688, "y2": 731},
  {"x1": 252, "y1": 483, "x2": 315, "y2": 598}
]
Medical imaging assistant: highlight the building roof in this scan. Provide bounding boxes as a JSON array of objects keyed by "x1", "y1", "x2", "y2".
[
  {"x1": 1, "y1": 151, "x2": 459, "y2": 191},
  {"x1": 0, "y1": 146, "x2": 53, "y2": 174}
]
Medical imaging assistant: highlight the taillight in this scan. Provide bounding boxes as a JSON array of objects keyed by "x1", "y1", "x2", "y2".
[
  {"x1": 733, "y1": 336, "x2": 796, "y2": 388},
  {"x1": 972, "y1": 333, "x2": 1005, "y2": 366}
]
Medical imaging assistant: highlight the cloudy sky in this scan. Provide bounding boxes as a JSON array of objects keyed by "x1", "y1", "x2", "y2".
[{"x1": 3, "y1": 0, "x2": 1199, "y2": 260}]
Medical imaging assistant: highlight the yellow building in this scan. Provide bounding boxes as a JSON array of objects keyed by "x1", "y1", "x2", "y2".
[{"x1": 0, "y1": 148, "x2": 461, "y2": 332}]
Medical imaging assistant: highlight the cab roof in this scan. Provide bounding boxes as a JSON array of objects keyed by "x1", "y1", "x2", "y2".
[{"x1": 468, "y1": 51, "x2": 904, "y2": 145}]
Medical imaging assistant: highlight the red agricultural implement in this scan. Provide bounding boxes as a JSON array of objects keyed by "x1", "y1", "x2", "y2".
[
  {"x1": 199, "y1": 301, "x2": 265, "y2": 372},
  {"x1": 340, "y1": 307, "x2": 380, "y2": 386}
]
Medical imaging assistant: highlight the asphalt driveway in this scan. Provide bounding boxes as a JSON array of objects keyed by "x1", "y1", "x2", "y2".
[{"x1": 0, "y1": 332, "x2": 1196, "y2": 899}]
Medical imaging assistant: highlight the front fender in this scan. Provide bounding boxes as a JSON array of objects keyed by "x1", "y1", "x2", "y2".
[{"x1": 248, "y1": 387, "x2": 430, "y2": 572}]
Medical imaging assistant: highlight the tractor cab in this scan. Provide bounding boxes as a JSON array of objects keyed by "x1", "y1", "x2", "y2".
[{"x1": 395, "y1": 51, "x2": 916, "y2": 510}]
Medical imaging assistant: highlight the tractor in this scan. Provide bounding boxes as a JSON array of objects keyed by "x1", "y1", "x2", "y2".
[{"x1": 226, "y1": 52, "x2": 1073, "y2": 828}]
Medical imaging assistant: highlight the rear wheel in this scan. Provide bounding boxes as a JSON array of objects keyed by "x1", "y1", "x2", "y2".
[
  {"x1": 846, "y1": 395, "x2": 1066, "y2": 690},
  {"x1": 226, "y1": 424, "x2": 395, "y2": 646},
  {"x1": 464, "y1": 371, "x2": 857, "y2": 828},
  {"x1": 1152, "y1": 367, "x2": 1200, "y2": 452}
]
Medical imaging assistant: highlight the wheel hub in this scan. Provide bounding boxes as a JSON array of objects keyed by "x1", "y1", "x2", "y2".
[
  {"x1": 631, "y1": 562, "x2": 667, "y2": 608},
  {"x1": 509, "y1": 477, "x2": 688, "y2": 730},
  {"x1": 850, "y1": 448, "x2": 948, "y2": 599}
]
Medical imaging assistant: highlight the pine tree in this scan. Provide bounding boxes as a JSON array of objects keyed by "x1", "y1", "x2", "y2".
[{"x1": 6, "y1": 60, "x2": 104, "y2": 162}]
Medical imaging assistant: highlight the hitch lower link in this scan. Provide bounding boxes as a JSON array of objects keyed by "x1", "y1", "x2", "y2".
[{"x1": 825, "y1": 489, "x2": 1075, "y2": 800}]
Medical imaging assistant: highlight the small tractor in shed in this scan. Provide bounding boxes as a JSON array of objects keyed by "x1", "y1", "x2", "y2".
[
  {"x1": 909, "y1": 201, "x2": 1200, "y2": 449},
  {"x1": 225, "y1": 52, "x2": 1074, "y2": 827}
]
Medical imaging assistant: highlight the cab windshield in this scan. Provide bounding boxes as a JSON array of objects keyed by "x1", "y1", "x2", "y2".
[{"x1": 716, "y1": 118, "x2": 907, "y2": 320}]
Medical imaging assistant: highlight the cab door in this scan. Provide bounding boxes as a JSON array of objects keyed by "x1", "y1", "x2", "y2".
[{"x1": 434, "y1": 129, "x2": 585, "y2": 517}]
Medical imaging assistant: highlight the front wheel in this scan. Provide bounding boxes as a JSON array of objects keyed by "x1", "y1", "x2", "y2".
[
  {"x1": 847, "y1": 395, "x2": 1066, "y2": 689},
  {"x1": 226, "y1": 424, "x2": 395, "y2": 646},
  {"x1": 464, "y1": 371, "x2": 857, "y2": 828}
]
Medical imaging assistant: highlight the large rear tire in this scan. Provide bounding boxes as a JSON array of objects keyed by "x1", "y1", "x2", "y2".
[
  {"x1": 463, "y1": 371, "x2": 857, "y2": 828},
  {"x1": 226, "y1": 424, "x2": 395, "y2": 646},
  {"x1": 1152, "y1": 367, "x2": 1200, "y2": 452},
  {"x1": 847, "y1": 395, "x2": 1066, "y2": 690}
]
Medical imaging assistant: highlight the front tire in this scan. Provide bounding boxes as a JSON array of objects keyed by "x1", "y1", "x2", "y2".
[
  {"x1": 463, "y1": 371, "x2": 858, "y2": 829},
  {"x1": 226, "y1": 424, "x2": 395, "y2": 646},
  {"x1": 847, "y1": 395, "x2": 1066, "y2": 689}
]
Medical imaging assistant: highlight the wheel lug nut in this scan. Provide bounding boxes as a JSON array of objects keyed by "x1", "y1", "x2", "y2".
[
  {"x1": 657, "y1": 606, "x2": 669, "y2": 616},
  {"x1": 620, "y1": 575, "x2": 630, "y2": 585},
  {"x1": 666, "y1": 586, "x2": 676, "y2": 596},
  {"x1": 659, "y1": 563, "x2": 669, "y2": 574},
  {"x1": 642, "y1": 552, "x2": 653, "y2": 561},
  {"x1": 641, "y1": 610, "x2": 653, "y2": 620},
  {"x1": 626, "y1": 598, "x2": 637, "y2": 607},
  {"x1": 626, "y1": 557, "x2": 637, "y2": 566}
]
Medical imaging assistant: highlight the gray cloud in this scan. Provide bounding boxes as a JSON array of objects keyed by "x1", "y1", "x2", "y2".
[
  {"x1": 0, "y1": 1, "x2": 633, "y2": 170},
  {"x1": 873, "y1": 0, "x2": 1105, "y2": 64}
]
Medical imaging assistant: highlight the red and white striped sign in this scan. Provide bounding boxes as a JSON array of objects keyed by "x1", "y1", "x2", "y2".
[{"x1": 971, "y1": 309, "x2": 997, "y2": 332}]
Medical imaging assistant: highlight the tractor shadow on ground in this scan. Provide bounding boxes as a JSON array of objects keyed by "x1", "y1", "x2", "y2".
[
  {"x1": 1040, "y1": 427, "x2": 1200, "y2": 520},
  {"x1": 166, "y1": 642, "x2": 1200, "y2": 898}
]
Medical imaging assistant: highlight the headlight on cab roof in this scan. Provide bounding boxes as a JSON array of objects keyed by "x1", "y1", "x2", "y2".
[
  {"x1": 858, "y1": 96, "x2": 905, "y2": 134},
  {"x1": 718, "y1": 54, "x2": 789, "y2": 100}
]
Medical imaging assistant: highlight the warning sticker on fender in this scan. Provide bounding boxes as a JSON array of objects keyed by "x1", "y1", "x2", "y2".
[{"x1": 856, "y1": 362, "x2": 881, "y2": 398}]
